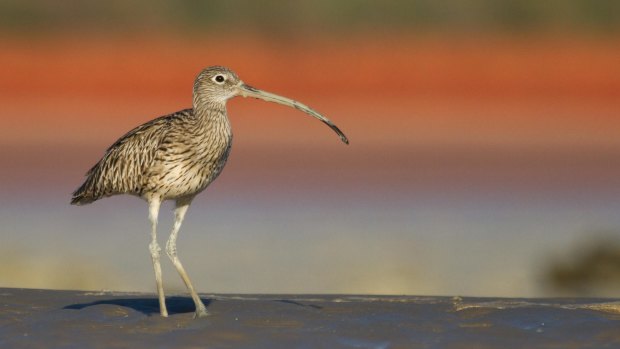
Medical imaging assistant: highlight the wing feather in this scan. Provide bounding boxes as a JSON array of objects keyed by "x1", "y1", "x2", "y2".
[{"x1": 71, "y1": 109, "x2": 192, "y2": 205}]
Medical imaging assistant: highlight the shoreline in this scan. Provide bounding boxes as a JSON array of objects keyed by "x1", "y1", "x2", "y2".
[{"x1": 2, "y1": 287, "x2": 620, "y2": 348}]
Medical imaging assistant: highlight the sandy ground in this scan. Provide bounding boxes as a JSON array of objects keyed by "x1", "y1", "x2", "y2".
[{"x1": 1, "y1": 288, "x2": 620, "y2": 348}]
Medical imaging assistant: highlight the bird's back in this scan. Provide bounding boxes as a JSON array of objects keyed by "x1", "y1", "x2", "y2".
[{"x1": 71, "y1": 108, "x2": 226, "y2": 205}]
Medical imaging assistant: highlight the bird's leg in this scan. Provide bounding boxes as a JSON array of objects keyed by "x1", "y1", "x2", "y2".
[
  {"x1": 166, "y1": 197, "x2": 209, "y2": 318},
  {"x1": 148, "y1": 198, "x2": 168, "y2": 317}
]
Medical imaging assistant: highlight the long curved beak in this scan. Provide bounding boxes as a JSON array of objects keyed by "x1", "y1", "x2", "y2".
[{"x1": 237, "y1": 83, "x2": 349, "y2": 145}]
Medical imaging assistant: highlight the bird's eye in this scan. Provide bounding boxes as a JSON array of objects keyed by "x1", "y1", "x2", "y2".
[{"x1": 213, "y1": 75, "x2": 226, "y2": 84}]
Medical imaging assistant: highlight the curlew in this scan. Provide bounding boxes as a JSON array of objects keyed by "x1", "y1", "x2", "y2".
[{"x1": 71, "y1": 66, "x2": 348, "y2": 318}]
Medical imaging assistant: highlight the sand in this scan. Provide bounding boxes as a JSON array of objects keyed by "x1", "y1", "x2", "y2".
[{"x1": 1, "y1": 288, "x2": 620, "y2": 348}]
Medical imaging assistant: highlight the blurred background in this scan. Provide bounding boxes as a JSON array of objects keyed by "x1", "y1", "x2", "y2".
[{"x1": 1, "y1": 0, "x2": 619, "y2": 297}]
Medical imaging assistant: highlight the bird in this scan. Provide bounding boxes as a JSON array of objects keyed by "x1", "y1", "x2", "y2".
[{"x1": 71, "y1": 66, "x2": 348, "y2": 318}]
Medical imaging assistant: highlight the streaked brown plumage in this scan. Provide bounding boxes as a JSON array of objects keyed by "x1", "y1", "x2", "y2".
[
  {"x1": 71, "y1": 108, "x2": 232, "y2": 204},
  {"x1": 71, "y1": 66, "x2": 348, "y2": 318}
]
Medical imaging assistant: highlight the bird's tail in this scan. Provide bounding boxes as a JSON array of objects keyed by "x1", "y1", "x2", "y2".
[
  {"x1": 70, "y1": 193, "x2": 94, "y2": 206},
  {"x1": 70, "y1": 177, "x2": 98, "y2": 206}
]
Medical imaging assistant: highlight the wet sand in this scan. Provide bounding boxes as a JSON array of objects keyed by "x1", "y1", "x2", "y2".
[{"x1": 1, "y1": 288, "x2": 620, "y2": 348}]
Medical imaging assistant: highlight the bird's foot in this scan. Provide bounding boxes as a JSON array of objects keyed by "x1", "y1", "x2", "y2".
[
  {"x1": 193, "y1": 303, "x2": 209, "y2": 318},
  {"x1": 193, "y1": 309, "x2": 209, "y2": 319}
]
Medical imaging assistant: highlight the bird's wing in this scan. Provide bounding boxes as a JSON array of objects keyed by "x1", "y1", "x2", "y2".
[
  {"x1": 85, "y1": 116, "x2": 168, "y2": 176},
  {"x1": 72, "y1": 109, "x2": 192, "y2": 204}
]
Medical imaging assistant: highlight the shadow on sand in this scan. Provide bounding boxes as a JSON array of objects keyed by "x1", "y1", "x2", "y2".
[
  {"x1": 274, "y1": 299, "x2": 323, "y2": 310},
  {"x1": 64, "y1": 296, "x2": 212, "y2": 316}
]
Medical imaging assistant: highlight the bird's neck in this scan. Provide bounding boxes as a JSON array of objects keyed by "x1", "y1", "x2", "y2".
[
  {"x1": 193, "y1": 93, "x2": 226, "y2": 115},
  {"x1": 193, "y1": 93, "x2": 226, "y2": 118},
  {"x1": 192, "y1": 96, "x2": 232, "y2": 138}
]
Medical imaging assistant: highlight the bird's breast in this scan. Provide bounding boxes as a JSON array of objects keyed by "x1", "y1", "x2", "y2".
[{"x1": 147, "y1": 119, "x2": 233, "y2": 200}]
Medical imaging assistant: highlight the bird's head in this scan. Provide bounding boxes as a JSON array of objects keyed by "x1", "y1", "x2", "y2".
[
  {"x1": 194, "y1": 66, "x2": 349, "y2": 145},
  {"x1": 193, "y1": 66, "x2": 242, "y2": 104}
]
